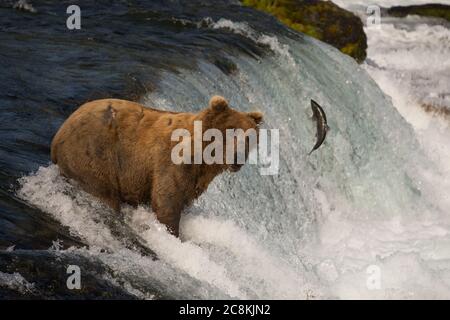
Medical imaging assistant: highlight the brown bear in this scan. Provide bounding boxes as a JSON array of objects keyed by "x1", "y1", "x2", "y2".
[{"x1": 51, "y1": 96, "x2": 263, "y2": 237}]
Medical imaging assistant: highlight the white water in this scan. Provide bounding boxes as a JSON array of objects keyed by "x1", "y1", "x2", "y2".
[
  {"x1": 17, "y1": 9, "x2": 450, "y2": 299},
  {"x1": 336, "y1": 1, "x2": 450, "y2": 207},
  {"x1": 0, "y1": 271, "x2": 36, "y2": 294},
  {"x1": 209, "y1": 18, "x2": 297, "y2": 66},
  {"x1": 365, "y1": 17, "x2": 450, "y2": 180},
  {"x1": 323, "y1": 0, "x2": 450, "y2": 298},
  {"x1": 334, "y1": 0, "x2": 450, "y2": 8}
]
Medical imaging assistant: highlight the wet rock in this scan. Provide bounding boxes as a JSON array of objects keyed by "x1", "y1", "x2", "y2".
[
  {"x1": 421, "y1": 103, "x2": 450, "y2": 121},
  {"x1": 241, "y1": 0, "x2": 367, "y2": 63},
  {"x1": 0, "y1": 250, "x2": 141, "y2": 299},
  {"x1": 387, "y1": 4, "x2": 450, "y2": 22},
  {"x1": 13, "y1": 0, "x2": 37, "y2": 13}
]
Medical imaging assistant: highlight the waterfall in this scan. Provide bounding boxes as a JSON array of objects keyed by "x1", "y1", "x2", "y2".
[{"x1": 12, "y1": 3, "x2": 450, "y2": 299}]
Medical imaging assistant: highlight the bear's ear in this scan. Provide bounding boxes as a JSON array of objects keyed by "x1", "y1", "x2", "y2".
[
  {"x1": 248, "y1": 111, "x2": 263, "y2": 125},
  {"x1": 209, "y1": 95, "x2": 229, "y2": 112}
]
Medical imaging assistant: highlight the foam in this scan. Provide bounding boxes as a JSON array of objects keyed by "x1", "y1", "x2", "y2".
[
  {"x1": 19, "y1": 157, "x2": 450, "y2": 299},
  {"x1": 208, "y1": 18, "x2": 296, "y2": 66},
  {"x1": 17, "y1": 164, "x2": 323, "y2": 299},
  {"x1": 0, "y1": 271, "x2": 36, "y2": 294},
  {"x1": 334, "y1": 0, "x2": 450, "y2": 11}
]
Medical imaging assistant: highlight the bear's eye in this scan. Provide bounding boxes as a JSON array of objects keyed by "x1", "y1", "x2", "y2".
[{"x1": 247, "y1": 111, "x2": 264, "y2": 126}]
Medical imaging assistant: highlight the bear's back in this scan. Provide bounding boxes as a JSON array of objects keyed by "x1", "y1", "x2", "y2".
[
  {"x1": 50, "y1": 98, "x2": 189, "y2": 207},
  {"x1": 51, "y1": 98, "x2": 180, "y2": 158}
]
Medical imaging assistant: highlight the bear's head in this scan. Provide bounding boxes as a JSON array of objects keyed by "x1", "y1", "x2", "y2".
[{"x1": 199, "y1": 95, "x2": 263, "y2": 172}]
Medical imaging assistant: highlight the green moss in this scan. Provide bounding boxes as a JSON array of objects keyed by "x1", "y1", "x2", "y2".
[
  {"x1": 387, "y1": 4, "x2": 450, "y2": 22},
  {"x1": 241, "y1": 0, "x2": 367, "y2": 63},
  {"x1": 341, "y1": 43, "x2": 358, "y2": 56}
]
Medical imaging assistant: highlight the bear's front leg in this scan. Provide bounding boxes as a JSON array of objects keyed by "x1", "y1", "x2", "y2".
[{"x1": 151, "y1": 186, "x2": 185, "y2": 237}]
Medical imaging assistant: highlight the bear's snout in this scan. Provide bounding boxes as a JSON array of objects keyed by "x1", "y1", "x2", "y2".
[{"x1": 229, "y1": 163, "x2": 243, "y2": 172}]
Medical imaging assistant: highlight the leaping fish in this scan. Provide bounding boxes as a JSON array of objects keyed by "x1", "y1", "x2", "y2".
[{"x1": 308, "y1": 99, "x2": 329, "y2": 155}]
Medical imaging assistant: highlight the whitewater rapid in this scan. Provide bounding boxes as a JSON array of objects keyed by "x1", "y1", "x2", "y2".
[
  {"x1": 336, "y1": 1, "x2": 450, "y2": 211},
  {"x1": 327, "y1": 0, "x2": 450, "y2": 298},
  {"x1": 15, "y1": 5, "x2": 450, "y2": 299}
]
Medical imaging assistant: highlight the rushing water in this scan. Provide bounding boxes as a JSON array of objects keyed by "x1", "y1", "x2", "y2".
[{"x1": 1, "y1": 0, "x2": 450, "y2": 299}]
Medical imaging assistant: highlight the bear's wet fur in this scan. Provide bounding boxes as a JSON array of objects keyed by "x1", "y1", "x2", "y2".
[{"x1": 51, "y1": 96, "x2": 263, "y2": 236}]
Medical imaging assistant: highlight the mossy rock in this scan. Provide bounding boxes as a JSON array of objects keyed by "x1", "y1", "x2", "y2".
[
  {"x1": 387, "y1": 4, "x2": 450, "y2": 22},
  {"x1": 241, "y1": 0, "x2": 367, "y2": 63}
]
